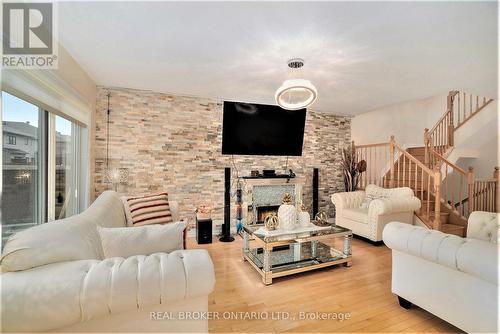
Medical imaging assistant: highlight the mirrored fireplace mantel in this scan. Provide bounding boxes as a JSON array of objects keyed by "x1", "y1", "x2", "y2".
[{"x1": 242, "y1": 177, "x2": 304, "y2": 225}]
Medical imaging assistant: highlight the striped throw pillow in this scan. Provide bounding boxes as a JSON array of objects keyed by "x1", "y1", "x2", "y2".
[{"x1": 122, "y1": 192, "x2": 173, "y2": 227}]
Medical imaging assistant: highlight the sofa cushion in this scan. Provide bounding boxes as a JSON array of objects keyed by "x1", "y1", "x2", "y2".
[
  {"x1": 1, "y1": 191, "x2": 126, "y2": 272},
  {"x1": 366, "y1": 184, "x2": 414, "y2": 198},
  {"x1": 98, "y1": 221, "x2": 187, "y2": 258},
  {"x1": 342, "y1": 207, "x2": 368, "y2": 224}
]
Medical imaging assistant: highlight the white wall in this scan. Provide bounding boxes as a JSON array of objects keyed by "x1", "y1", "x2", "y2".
[
  {"x1": 448, "y1": 100, "x2": 498, "y2": 179},
  {"x1": 351, "y1": 93, "x2": 449, "y2": 146}
]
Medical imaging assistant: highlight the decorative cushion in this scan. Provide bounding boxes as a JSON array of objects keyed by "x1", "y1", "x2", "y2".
[
  {"x1": 97, "y1": 221, "x2": 187, "y2": 258},
  {"x1": 365, "y1": 184, "x2": 414, "y2": 199},
  {"x1": 122, "y1": 192, "x2": 173, "y2": 227}
]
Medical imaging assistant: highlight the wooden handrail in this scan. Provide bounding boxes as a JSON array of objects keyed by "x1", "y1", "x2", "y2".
[
  {"x1": 429, "y1": 149, "x2": 467, "y2": 176},
  {"x1": 353, "y1": 136, "x2": 441, "y2": 229},
  {"x1": 393, "y1": 142, "x2": 434, "y2": 175},
  {"x1": 425, "y1": 91, "x2": 493, "y2": 162},
  {"x1": 353, "y1": 142, "x2": 391, "y2": 149},
  {"x1": 455, "y1": 98, "x2": 494, "y2": 131},
  {"x1": 353, "y1": 134, "x2": 497, "y2": 232}
]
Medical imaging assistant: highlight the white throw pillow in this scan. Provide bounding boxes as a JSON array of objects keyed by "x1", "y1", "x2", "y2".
[{"x1": 97, "y1": 221, "x2": 187, "y2": 258}]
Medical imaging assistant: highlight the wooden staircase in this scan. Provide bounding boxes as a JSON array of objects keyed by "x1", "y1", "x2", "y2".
[
  {"x1": 353, "y1": 90, "x2": 498, "y2": 237},
  {"x1": 383, "y1": 146, "x2": 467, "y2": 236}
]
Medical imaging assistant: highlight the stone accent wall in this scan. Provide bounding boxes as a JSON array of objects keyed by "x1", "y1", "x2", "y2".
[{"x1": 94, "y1": 87, "x2": 351, "y2": 224}]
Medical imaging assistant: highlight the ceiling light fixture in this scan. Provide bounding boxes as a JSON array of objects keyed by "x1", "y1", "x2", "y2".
[{"x1": 275, "y1": 58, "x2": 317, "y2": 110}]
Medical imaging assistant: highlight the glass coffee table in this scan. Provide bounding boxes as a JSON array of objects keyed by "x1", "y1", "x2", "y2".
[{"x1": 242, "y1": 224, "x2": 353, "y2": 285}]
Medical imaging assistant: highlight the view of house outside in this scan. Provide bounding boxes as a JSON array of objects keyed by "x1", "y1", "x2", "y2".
[{"x1": 2, "y1": 92, "x2": 74, "y2": 244}]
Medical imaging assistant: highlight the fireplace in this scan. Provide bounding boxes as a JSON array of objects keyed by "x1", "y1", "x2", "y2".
[
  {"x1": 256, "y1": 205, "x2": 280, "y2": 224},
  {"x1": 241, "y1": 177, "x2": 304, "y2": 225}
]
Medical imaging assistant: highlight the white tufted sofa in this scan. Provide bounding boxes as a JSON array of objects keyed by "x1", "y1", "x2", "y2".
[
  {"x1": 1, "y1": 191, "x2": 216, "y2": 333},
  {"x1": 383, "y1": 211, "x2": 499, "y2": 333},
  {"x1": 331, "y1": 184, "x2": 421, "y2": 242}
]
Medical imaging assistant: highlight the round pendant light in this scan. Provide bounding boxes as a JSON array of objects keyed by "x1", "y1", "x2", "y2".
[{"x1": 275, "y1": 58, "x2": 318, "y2": 110}]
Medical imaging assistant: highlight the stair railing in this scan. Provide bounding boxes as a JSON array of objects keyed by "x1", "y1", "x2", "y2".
[
  {"x1": 427, "y1": 147, "x2": 499, "y2": 218},
  {"x1": 424, "y1": 90, "x2": 494, "y2": 163},
  {"x1": 468, "y1": 167, "x2": 499, "y2": 213},
  {"x1": 429, "y1": 149, "x2": 470, "y2": 218},
  {"x1": 452, "y1": 91, "x2": 494, "y2": 130},
  {"x1": 353, "y1": 136, "x2": 442, "y2": 230}
]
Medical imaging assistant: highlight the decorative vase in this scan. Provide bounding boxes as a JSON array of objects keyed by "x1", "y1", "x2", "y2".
[
  {"x1": 278, "y1": 193, "x2": 297, "y2": 230},
  {"x1": 298, "y1": 203, "x2": 310, "y2": 227}
]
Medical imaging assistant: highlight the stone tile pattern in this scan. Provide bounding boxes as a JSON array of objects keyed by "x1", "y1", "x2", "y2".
[{"x1": 94, "y1": 87, "x2": 351, "y2": 224}]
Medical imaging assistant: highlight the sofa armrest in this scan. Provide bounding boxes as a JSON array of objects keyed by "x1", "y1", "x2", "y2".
[
  {"x1": 369, "y1": 196, "x2": 421, "y2": 216},
  {"x1": 467, "y1": 211, "x2": 499, "y2": 243},
  {"x1": 331, "y1": 191, "x2": 365, "y2": 211},
  {"x1": 81, "y1": 249, "x2": 215, "y2": 321}
]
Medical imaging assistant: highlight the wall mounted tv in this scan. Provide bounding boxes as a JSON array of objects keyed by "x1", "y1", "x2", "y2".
[{"x1": 221, "y1": 101, "x2": 306, "y2": 156}]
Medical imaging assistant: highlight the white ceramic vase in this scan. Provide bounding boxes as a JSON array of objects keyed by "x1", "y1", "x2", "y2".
[
  {"x1": 278, "y1": 193, "x2": 297, "y2": 230},
  {"x1": 298, "y1": 210, "x2": 310, "y2": 227}
]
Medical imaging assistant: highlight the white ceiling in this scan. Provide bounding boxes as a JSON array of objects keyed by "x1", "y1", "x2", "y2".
[{"x1": 58, "y1": 1, "x2": 497, "y2": 115}]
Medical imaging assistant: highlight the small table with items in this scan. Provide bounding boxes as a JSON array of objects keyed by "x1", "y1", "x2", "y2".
[{"x1": 242, "y1": 224, "x2": 353, "y2": 285}]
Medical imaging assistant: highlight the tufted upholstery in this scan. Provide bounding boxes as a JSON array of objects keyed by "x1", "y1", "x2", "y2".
[
  {"x1": 383, "y1": 222, "x2": 498, "y2": 284},
  {"x1": 467, "y1": 211, "x2": 499, "y2": 243},
  {"x1": 332, "y1": 185, "x2": 421, "y2": 242},
  {"x1": 1, "y1": 250, "x2": 215, "y2": 332},
  {"x1": 383, "y1": 214, "x2": 499, "y2": 333},
  {"x1": 0, "y1": 191, "x2": 213, "y2": 333}
]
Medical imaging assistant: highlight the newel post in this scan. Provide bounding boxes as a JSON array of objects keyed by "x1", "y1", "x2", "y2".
[
  {"x1": 433, "y1": 164, "x2": 442, "y2": 230},
  {"x1": 494, "y1": 167, "x2": 499, "y2": 213},
  {"x1": 467, "y1": 167, "x2": 475, "y2": 213},
  {"x1": 389, "y1": 135, "x2": 395, "y2": 188}
]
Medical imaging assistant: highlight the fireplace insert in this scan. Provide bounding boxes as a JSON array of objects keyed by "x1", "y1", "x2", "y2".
[{"x1": 256, "y1": 205, "x2": 280, "y2": 224}]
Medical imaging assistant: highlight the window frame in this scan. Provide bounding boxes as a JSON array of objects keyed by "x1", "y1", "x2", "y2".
[{"x1": 1, "y1": 90, "x2": 88, "y2": 234}]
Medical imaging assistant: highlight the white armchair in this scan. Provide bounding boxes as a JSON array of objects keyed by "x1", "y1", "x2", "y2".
[{"x1": 331, "y1": 184, "x2": 421, "y2": 242}]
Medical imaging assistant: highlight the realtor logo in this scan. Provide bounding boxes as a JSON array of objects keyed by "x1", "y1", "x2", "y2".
[{"x1": 2, "y1": 2, "x2": 58, "y2": 68}]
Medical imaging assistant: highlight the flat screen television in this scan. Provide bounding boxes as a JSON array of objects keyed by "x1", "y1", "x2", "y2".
[{"x1": 221, "y1": 101, "x2": 306, "y2": 156}]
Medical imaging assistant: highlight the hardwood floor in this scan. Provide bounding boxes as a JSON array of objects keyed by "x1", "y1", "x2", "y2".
[{"x1": 187, "y1": 235, "x2": 462, "y2": 333}]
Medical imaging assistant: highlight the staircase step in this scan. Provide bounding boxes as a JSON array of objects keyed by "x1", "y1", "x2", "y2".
[
  {"x1": 407, "y1": 147, "x2": 426, "y2": 154},
  {"x1": 441, "y1": 224, "x2": 466, "y2": 237},
  {"x1": 393, "y1": 165, "x2": 428, "y2": 172},
  {"x1": 421, "y1": 211, "x2": 449, "y2": 224}
]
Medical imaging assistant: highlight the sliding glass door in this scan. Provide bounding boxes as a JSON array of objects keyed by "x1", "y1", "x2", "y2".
[
  {"x1": 55, "y1": 116, "x2": 80, "y2": 220},
  {"x1": 2, "y1": 91, "x2": 86, "y2": 243},
  {"x1": 2, "y1": 92, "x2": 45, "y2": 241}
]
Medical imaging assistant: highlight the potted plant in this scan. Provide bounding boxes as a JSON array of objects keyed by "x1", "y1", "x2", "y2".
[{"x1": 341, "y1": 143, "x2": 367, "y2": 192}]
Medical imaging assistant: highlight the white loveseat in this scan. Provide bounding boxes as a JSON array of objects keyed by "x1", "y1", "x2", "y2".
[
  {"x1": 383, "y1": 211, "x2": 499, "y2": 333},
  {"x1": 331, "y1": 184, "x2": 421, "y2": 242},
  {"x1": 1, "y1": 191, "x2": 216, "y2": 333}
]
